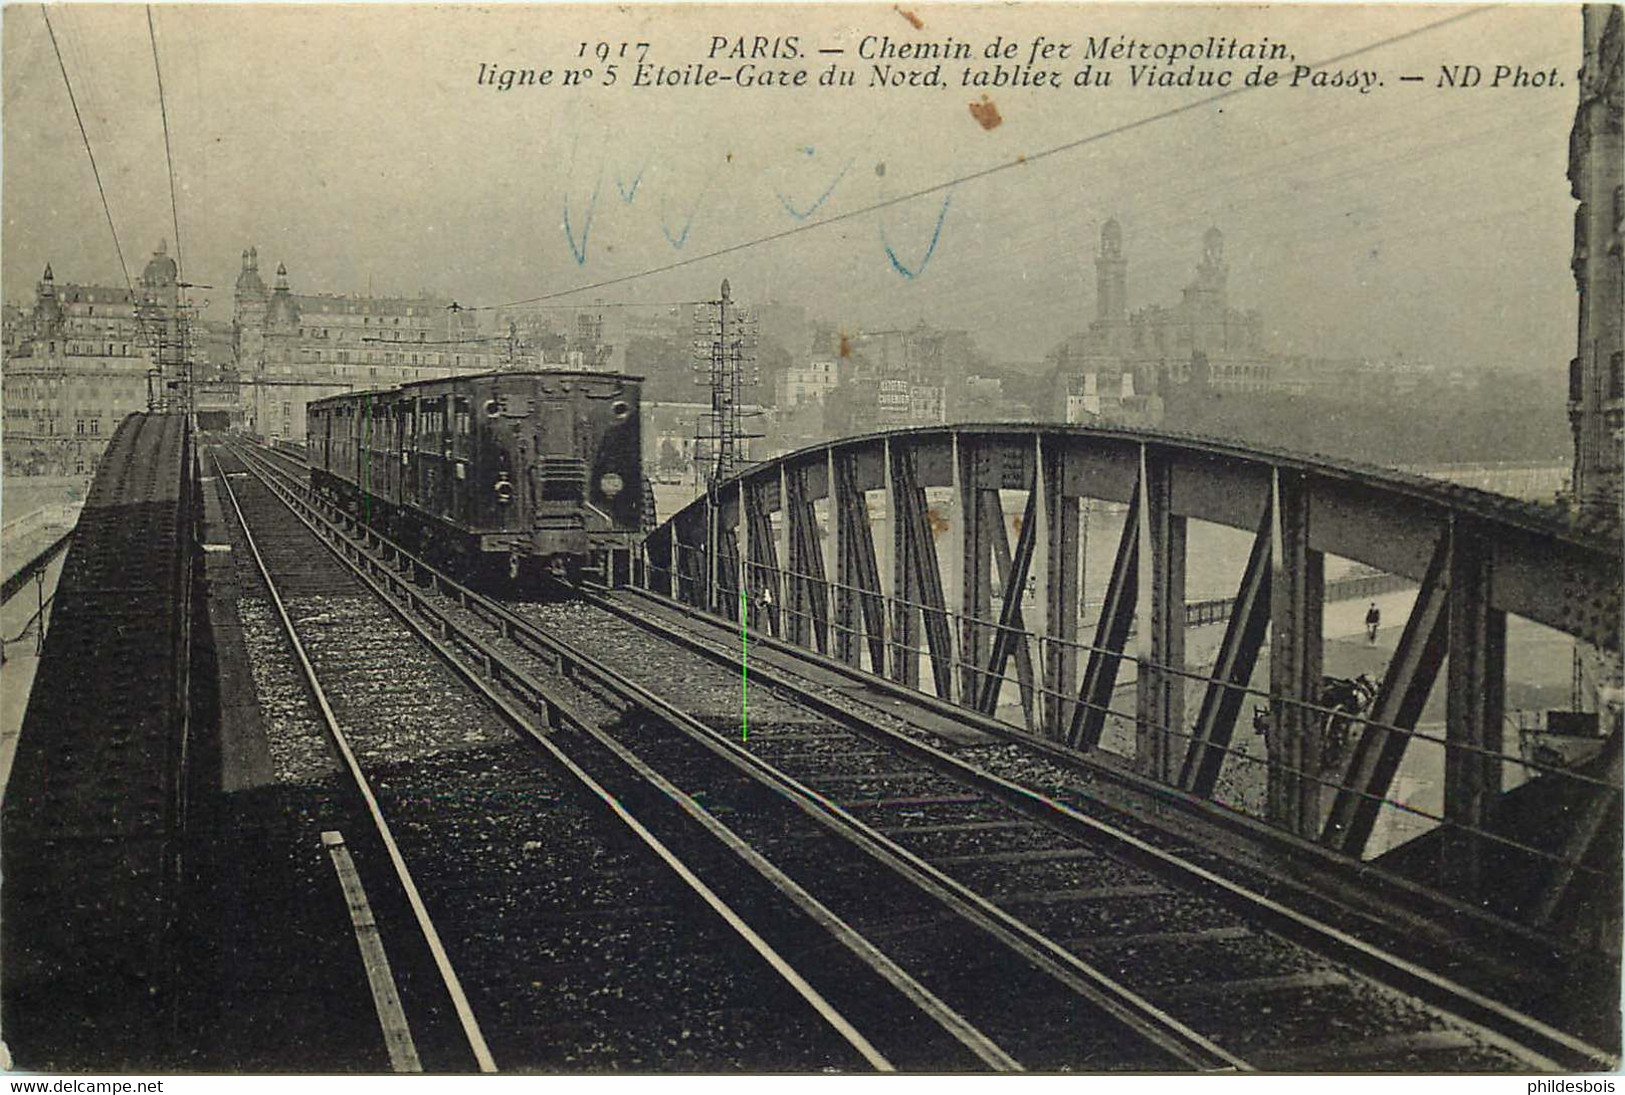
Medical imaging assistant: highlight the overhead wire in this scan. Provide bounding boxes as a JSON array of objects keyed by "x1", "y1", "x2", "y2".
[
  {"x1": 468, "y1": 6, "x2": 1491, "y2": 312},
  {"x1": 728, "y1": 30, "x2": 1571, "y2": 343},
  {"x1": 147, "y1": 4, "x2": 193, "y2": 409},
  {"x1": 495, "y1": 299, "x2": 710, "y2": 311},
  {"x1": 544, "y1": 62, "x2": 1556, "y2": 365},
  {"x1": 870, "y1": 51, "x2": 1573, "y2": 296},
  {"x1": 148, "y1": 5, "x2": 184, "y2": 281},
  {"x1": 39, "y1": 3, "x2": 146, "y2": 346},
  {"x1": 826, "y1": 86, "x2": 1574, "y2": 349}
]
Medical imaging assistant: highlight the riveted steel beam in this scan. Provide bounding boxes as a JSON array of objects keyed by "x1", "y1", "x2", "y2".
[
  {"x1": 1137, "y1": 450, "x2": 1187, "y2": 783},
  {"x1": 1043, "y1": 446, "x2": 1080, "y2": 739},
  {"x1": 979, "y1": 480, "x2": 1040, "y2": 728},
  {"x1": 893, "y1": 446, "x2": 954, "y2": 699},
  {"x1": 1269, "y1": 470, "x2": 1325, "y2": 838},
  {"x1": 716, "y1": 518, "x2": 742, "y2": 624},
  {"x1": 1532, "y1": 728, "x2": 1623, "y2": 928},
  {"x1": 675, "y1": 514, "x2": 704, "y2": 609},
  {"x1": 1321, "y1": 533, "x2": 1450, "y2": 856},
  {"x1": 1180, "y1": 500, "x2": 1273, "y2": 797},
  {"x1": 745, "y1": 481, "x2": 782, "y2": 638},
  {"x1": 1067, "y1": 487, "x2": 1139, "y2": 752},
  {"x1": 648, "y1": 426, "x2": 1619, "y2": 652},
  {"x1": 960, "y1": 442, "x2": 997, "y2": 703},
  {"x1": 1441, "y1": 518, "x2": 1507, "y2": 897},
  {"x1": 776, "y1": 465, "x2": 791, "y2": 633},
  {"x1": 647, "y1": 520, "x2": 675, "y2": 598},
  {"x1": 835, "y1": 453, "x2": 887, "y2": 674},
  {"x1": 833, "y1": 456, "x2": 861, "y2": 666},
  {"x1": 891, "y1": 448, "x2": 920, "y2": 690},
  {"x1": 820, "y1": 450, "x2": 839, "y2": 654},
  {"x1": 785, "y1": 466, "x2": 830, "y2": 656}
]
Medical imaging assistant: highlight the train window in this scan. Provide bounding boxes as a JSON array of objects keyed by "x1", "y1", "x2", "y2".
[{"x1": 453, "y1": 397, "x2": 471, "y2": 456}]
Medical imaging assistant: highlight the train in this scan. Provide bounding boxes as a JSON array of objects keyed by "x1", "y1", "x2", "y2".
[{"x1": 307, "y1": 368, "x2": 648, "y2": 583}]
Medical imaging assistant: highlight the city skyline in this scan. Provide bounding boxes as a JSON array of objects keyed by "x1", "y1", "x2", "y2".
[{"x1": 2, "y1": 4, "x2": 1583, "y2": 369}]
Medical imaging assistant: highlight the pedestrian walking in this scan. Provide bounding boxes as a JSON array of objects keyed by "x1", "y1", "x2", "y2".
[{"x1": 1365, "y1": 601, "x2": 1381, "y2": 643}]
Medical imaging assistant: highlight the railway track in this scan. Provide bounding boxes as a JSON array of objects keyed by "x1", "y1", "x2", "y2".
[
  {"x1": 231, "y1": 436, "x2": 1613, "y2": 1072},
  {"x1": 558, "y1": 589, "x2": 1617, "y2": 1072},
  {"x1": 210, "y1": 445, "x2": 897, "y2": 1071},
  {"x1": 229, "y1": 440, "x2": 1243, "y2": 1070}
]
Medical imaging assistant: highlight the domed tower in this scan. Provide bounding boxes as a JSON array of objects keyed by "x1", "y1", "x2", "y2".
[
  {"x1": 1195, "y1": 227, "x2": 1228, "y2": 302},
  {"x1": 34, "y1": 263, "x2": 63, "y2": 335},
  {"x1": 268, "y1": 262, "x2": 301, "y2": 329},
  {"x1": 233, "y1": 246, "x2": 269, "y2": 372},
  {"x1": 1095, "y1": 219, "x2": 1128, "y2": 329},
  {"x1": 1182, "y1": 227, "x2": 1231, "y2": 356},
  {"x1": 139, "y1": 240, "x2": 180, "y2": 309},
  {"x1": 235, "y1": 247, "x2": 266, "y2": 298}
]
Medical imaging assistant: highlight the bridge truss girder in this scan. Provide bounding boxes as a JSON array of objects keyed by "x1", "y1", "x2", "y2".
[{"x1": 642, "y1": 425, "x2": 1622, "y2": 915}]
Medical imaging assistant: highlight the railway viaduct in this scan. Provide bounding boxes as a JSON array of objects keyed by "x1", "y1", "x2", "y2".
[{"x1": 1, "y1": 413, "x2": 1619, "y2": 1071}]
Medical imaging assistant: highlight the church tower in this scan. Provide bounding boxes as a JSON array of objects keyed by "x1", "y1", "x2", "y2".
[
  {"x1": 1194, "y1": 227, "x2": 1229, "y2": 307},
  {"x1": 233, "y1": 246, "x2": 269, "y2": 373},
  {"x1": 34, "y1": 264, "x2": 63, "y2": 335},
  {"x1": 1182, "y1": 227, "x2": 1230, "y2": 354},
  {"x1": 1095, "y1": 219, "x2": 1128, "y2": 327}
]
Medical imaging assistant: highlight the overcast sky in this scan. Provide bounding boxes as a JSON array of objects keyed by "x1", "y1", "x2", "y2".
[{"x1": 2, "y1": 3, "x2": 1582, "y2": 368}]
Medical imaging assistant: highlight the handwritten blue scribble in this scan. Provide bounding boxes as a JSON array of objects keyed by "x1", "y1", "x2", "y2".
[
  {"x1": 881, "y1": 192, "x2": 953, "y2": 279},
  {"x1": 563, "y1": 175, "x2": 603, "y2": 266},
  {"x1": 615, "y1": 163, "x2": 646, "y2": 204},
  {"x1": 776, "y1": 159, "x2": 852, "y2": 220},
  {"x1": 659, "y1": 169, "x2": 717, "y2": 250},
  {"x1": 660, "y1": 205, "x2": 699, "y2": 250}
]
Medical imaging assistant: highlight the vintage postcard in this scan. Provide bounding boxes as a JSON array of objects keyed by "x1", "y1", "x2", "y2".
[{"x1": 1, "y1": 1, "x2": 1619, "y2": 1078}]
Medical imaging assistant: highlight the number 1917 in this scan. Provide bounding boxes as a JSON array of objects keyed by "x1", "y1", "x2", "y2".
[{"x1": 578, "y1": 41, "x2": 650, "y2": 63}]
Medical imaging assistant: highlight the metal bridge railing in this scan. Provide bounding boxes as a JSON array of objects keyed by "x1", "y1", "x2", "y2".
[{"x1": 643, "y1": 544, "x2": 1621, "y2": 900}]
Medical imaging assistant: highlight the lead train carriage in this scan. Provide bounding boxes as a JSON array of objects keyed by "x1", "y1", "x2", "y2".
[{"x1": 307, "y1": 369, "x2": 645, "y2": 582}]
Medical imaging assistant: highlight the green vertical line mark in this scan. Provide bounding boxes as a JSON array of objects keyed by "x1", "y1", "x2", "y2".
[{"x1": 741, "y1": 584, "x2": 749, "y2": 743}]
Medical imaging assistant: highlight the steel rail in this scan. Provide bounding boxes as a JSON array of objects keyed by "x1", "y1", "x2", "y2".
[
  {"x1": 222, "y1": 443, "x2": 960, "y2": 1072},
  {"x1": 551, "y1": 642, "x2": 1251, "y2": 1073},
  {"x1": 622, "y1": 574, "x2": 1620, "y2": 943},
  {"x1": 584, "y1": 583, "x2": 1617, "y2": 1073},
  {"x1": 212, "y1": 452, "x2": 499, "y2": 1072},
  {"x1": 232, "y1": 439, "x2": 1243, "y2": 1071},
  {"x1": 241, "y1": 436, "x2": 1618, "y2": 1070},
  {"x1": 230, "y1": 440, "x2": 1250, "y2": 1073}
]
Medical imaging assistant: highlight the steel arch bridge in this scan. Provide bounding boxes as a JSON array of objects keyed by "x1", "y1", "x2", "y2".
[{"x1": 636, "y1": 424, "x2": 1622, "y2": 924}]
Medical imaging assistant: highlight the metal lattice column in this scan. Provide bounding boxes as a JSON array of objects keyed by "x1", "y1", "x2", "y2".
[
  {"x1": 1268, "y1": 470, "x2": 1325, "y2": 838},
  {"x1": 1136, "y1": 450, "x2": 1186, "y2": 783}
]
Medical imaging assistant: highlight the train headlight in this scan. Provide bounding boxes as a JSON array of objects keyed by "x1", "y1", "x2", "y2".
[
  {"x1": 599, "y1": 473, "x2": 624, "y2": 497},
  {"x1": 494, "y1": 478, "x2": 514, "y2": 504}
]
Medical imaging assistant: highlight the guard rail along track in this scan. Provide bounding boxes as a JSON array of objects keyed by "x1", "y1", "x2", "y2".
[
  {"x1": 2, "y1": 413, "x2": 201, "y2": 1071},
  {"x1": 237, "y1": 436, "x2": 1615, "y2": 1072}
]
